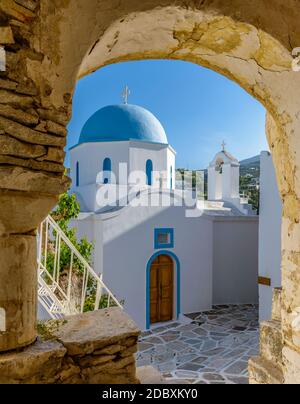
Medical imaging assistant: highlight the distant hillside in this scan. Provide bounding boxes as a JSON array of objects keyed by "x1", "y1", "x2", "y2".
[{"x1": 240, "y1": 155, "x2": 260, "y2": 179}]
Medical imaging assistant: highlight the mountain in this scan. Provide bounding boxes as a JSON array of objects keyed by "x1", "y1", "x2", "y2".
[
  {"x1": 240, "y1": 155, "x2": 260, "y2": 179},
  {"x1": 240, "y1": 155, "x2": 260, "y2": 166}
]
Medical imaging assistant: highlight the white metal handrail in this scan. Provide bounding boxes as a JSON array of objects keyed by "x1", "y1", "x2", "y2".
[{"x1": 37, "y1": 215, "x2": 122, "y2": 319}]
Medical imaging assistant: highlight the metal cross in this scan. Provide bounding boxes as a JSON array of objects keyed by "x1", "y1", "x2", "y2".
[
  {"x1": 122, "y1": 85, "x2": 130, "y2": 104},
  {"x1": 221, "y1": 140, "x2": 226, "y2": 151}
]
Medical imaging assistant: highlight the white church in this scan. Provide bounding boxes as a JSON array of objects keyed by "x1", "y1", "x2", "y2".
[{"x1": 67, "y1": 91, "x2": 268, "y2": 331}]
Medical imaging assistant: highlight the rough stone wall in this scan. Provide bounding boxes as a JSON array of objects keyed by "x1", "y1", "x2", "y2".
[
  {"x1": 0, "y1": 0, "x2": 70, "y2": 351},
  {"x1": 0, "y1": 308, "x2": 140, "y2": 384}
]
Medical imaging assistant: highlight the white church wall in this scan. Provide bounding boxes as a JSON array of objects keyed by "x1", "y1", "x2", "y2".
[
  {"x1": 129, "y1": 142, "x2": 173, "y2": 187},
  {"x1": 222, "y1": 164, "x2": 233, "y2": 200},
  {"x1": 100, "y1": 204, "x2": 213, "y2": 330},
  {"x1": 167, "y1": 148, "x2": 176, "y2": 190},
  {"x1": 208, "y1": 167, "x2": 222, "y2": 200},
  {"x1": 259, "y1": 151, "x2": 282, "y2": 321},
  {"x1": 212, "y1": 217, "x2": 259, "y2": 305},
  {"x1": 73, "y1": 184, "x2": 97, "y2": 212},
  {"x1": 70, "y1": 141, "x2": 130, "y2": 187}
]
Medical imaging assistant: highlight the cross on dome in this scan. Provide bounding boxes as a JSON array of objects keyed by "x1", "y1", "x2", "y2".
[
  {"x1": 122, "y1": 85, "x2": 130, "y2": 104},
  {"x1": 222, "y1": 140, "x2": 226, "y2": 152}
]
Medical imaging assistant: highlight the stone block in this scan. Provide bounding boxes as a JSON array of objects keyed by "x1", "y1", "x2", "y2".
[
  {"x1": 0, "y1": 155, "x2": 64, "y2": 174},
  {"x1": 77, "y1": 354, "x2": 116, "y2": 368},
  {"x1": 93, "y1": 343, "x2": 122, "y2": 356},
  {"x1": 46, "y1": 120, "x2": 67, "y2": 137},
  {"x1": 272, "y1": 288, "x2": 282, "y2": 321},
  {"x1": 39, "y1": 147, "x2": 65, "y2": 163},
  {"x1": 37, "y1": 108, "x2": 69, "y2": 127},
  {"x1": 0, "y1": 0, "x2": 35, "y2": 22},
  {"x1": 0, "y1": 27, "x2": 14, "y2": 44},
  {"x1": 46, "y1": 308, "x2": 140, "y2": 356},
  {"x1": 0, "y1": 166, "x2": 69, "y2": 194},
  {"x1": 0, "y1": 339, "x2": 66, "y2": 384},
  {"x1": 282, "y1": 346, "x2": 300, "y2": 384},
  {"x1": 0, "y1": 79, "x2": 18, "y2": 91},
  {"x1": 0, "y1": 116, "x2": 66, "y2": 147},
  {"x1": 0, "y1": 105, "x2": 39, "y2": 126},
  {"x1": 260, "y1": 320, "x2": 283, "y2": 367},
  {"x1": 249, "y1": 356, "x2": 284, "y2": 384},
  {"x1": 14, "y1": 0, "x2": 38, "y2": 12},
  {"x1": 0, "y1": 90, "x2": 34, "y2": 109},
  {"x1": 0, "y1": 134, "x2": 46, "y2": 158}
]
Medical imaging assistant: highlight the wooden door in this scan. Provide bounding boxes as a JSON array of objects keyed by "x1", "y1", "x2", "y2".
[{"x1": 150, "y1": 255, "x2": 173, "y2": 325}]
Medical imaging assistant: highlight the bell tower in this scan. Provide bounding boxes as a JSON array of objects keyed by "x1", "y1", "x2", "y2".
[{"x1": 208, "y1": 144, "x2": 240, "y2": 202}]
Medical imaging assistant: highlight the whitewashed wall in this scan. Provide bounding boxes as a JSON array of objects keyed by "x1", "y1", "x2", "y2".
[
  {"x1": 212, "y1": 216, "x2": 259, "y2": 305},
  {"x1": 259, "y1": 151, "x2": 282, "y2": 321},
  {"x1": 70, "y1": 141, "x2": 130, "y2": 186},
  {"x1": 100, "y1": 203, "x2": 213, "y2": 330}
]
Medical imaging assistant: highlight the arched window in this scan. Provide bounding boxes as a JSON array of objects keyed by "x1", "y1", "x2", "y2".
[
  {"x1": 103, "y1": 158, "x2": 112, "y2": 184},
  {"x1": 146, "y1": 159, "x2": 153, "y2": 186},
  {"x1": 76, "y1": 161, "x2": 80, "y2": 187},
  {"x1": 170, "y1": 166, "x2": 173, "y2": 189},
  {"x1": 0, "y1": 307, "x2": 6, "y2": 331}
]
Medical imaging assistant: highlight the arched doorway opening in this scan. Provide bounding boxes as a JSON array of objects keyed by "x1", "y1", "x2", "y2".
[
  {"x1": 1, "y1": 0, "x2": 300, "y2": 383},
  {"x1": 146, "y1": 251, "x2": 180, "y2": 330}
]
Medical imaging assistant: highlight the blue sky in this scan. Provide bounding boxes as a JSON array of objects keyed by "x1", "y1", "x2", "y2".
[{"x1": 67, "y1": 60, "x2": 268, "y2": 169}]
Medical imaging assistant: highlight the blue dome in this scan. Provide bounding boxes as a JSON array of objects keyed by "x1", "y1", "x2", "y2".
[{"x1": 78, "y1": 104, "x2": 168, "y2": 146}]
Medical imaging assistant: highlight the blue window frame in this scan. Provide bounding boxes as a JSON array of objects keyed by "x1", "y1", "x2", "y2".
[
  {"x1": 146, "y1": 159, "x2": 153, "y2": 186},
  {"x1": 154, "y1": 228, "x2": 174, "y2": 249},
  {"x1": 170, "y1": 166, "x2": 173, "y2": 189},
  {"x1": 76, "y1": 161, "x2": 79, "y2": 187},
  {"x1": 103, "y1": 157, "x2": 112, "y2": 184}
]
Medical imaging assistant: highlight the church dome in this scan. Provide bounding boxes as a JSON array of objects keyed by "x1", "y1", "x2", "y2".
[{"x1": 78, "y1": 104, "x2": 168, "y2": 146}]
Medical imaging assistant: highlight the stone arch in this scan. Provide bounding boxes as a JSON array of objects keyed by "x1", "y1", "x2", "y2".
[{"x1": 0, "y1": 0, "x2": 300, "y2": 382}]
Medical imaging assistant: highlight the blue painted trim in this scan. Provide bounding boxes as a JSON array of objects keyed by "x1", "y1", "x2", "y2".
[
  {"x1": 146, "y1": 159, "x2": 153, "y2": 186},
  {"x1": 154, "y1": 228, "x2": 174, "y2": 249},
  {"x1": 76, "y1": 161, "x2": 79, "y2": 187},
  {"x1": 103, "y1": 157, "x2": 112, "y2": 184},
  {"x1": 146, "y1": 251, "x2": 181, "y2": 330},
  {"x1": 69, "y1": 139, "x2": 168, "y2": 151}
]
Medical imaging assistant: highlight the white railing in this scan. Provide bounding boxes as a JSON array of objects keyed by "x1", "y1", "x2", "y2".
[{"x1": 38, "y1": 215, "x2": 122, "y2": 319}]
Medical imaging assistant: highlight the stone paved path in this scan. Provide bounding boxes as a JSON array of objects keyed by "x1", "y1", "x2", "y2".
[{"x1": 136, "y1": 305, "x2": 259, "y2": 384}]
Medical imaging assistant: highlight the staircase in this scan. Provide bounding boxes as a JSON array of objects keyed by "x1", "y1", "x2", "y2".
[
  {"x1": 37, "y1": 215, "x2": 122, "y2": 320},
  {"x1": 249, "y1": 288, "x2": 284, "y2": 384}
]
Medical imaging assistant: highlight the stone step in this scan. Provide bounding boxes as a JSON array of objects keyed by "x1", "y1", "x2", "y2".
[
  {"x1": 249, "y1": 356, "x2": 284, "y2": 385},
  {"x1": 260, "y1": 320, "x2": 283, "y2": 367},
  {"x1": 272, "y1": 288, "x2": 282, "y2": 322}
]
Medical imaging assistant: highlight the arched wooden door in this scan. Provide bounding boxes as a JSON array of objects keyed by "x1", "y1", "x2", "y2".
[{"x1": 150, "y1": 255, "x2": 174, "y2": 325}]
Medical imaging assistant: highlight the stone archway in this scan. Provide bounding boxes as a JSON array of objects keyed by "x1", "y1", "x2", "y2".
[{"x1": 0, "y1": 0, "x2": 300, "y2": 383}]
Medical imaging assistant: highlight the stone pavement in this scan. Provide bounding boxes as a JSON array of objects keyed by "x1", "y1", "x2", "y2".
[{"x1": 136, "y1": 305, "x2": 259, "y2": 384}]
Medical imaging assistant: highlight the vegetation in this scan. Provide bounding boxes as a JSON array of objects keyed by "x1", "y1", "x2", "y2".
[
  {"x1": 46, "y1": 193, "x2": 118, "y2": 312},
  {"x1": 240, "y1": 175, "x2": 260, "y2": 214}
]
